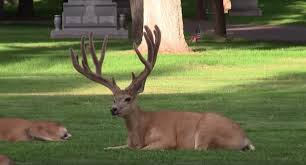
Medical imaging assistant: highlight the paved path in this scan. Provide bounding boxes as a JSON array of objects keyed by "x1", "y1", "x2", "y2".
[{"x1": 184, "y1": 20, "x2": 306, "y2": 43}]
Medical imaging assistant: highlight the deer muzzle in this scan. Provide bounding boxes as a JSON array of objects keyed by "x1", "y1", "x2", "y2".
[{"x1": 111, "y1": 107, "x2": 119, "y2": 116}]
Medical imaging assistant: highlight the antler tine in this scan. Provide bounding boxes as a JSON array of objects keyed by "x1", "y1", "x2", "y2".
[
  {"x1": 152, "y1": 25, "x2": 161, "y2": 65},
  {"x1": 89, "y1": 33, "x2": 101, "y2": 75},
  {"x1": 131, "y1": 72, "x2": 136, "y2": 81},
  {"x1": 126, "y1": 25, "x2": 161, "y2": 94},
  {"x1": 99, "y1": 35, "x2": 109, "y2": 69},
  {"x1": 133, "y1": 42, "x2": 152, "y2": 70},
  {"x1": 70, "y1": 49, "x2": 83, "y2": 73},
  {"x1": 144, "y1": 26, "x2": 155, "y2": 63},
  {"x1": 70, "y1": 34, "x2": 120, "y2": 93},
  {"x1": 80, "y1": 36, "x2": 91, "y2": 72}
]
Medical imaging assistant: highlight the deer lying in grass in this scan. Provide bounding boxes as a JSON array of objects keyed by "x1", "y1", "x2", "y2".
[
  {"x1": 70, "y1": 25, "x2": 254, "y2": 151},
  {"x1": 0, "y1": 118, "x2": 71, "y2": 142}
]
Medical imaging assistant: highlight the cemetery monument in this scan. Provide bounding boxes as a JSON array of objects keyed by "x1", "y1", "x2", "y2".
[{"x1": 51, "y1": 0, "x2": 128, "y2": 39}]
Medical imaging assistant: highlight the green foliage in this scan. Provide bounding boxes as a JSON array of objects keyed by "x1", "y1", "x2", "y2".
[
  {"x1": 228, "y1": 0, "x2": 306, "y2": 26},
  {"x1": 3, "y1": 0, "x2": 306, "y2": 26},
  {"x1": 3, "y1": 0, "x2": 63, "y2": 17},
  {"x1": 181, "y1": 0, "x2": 306, "y2": 26},
  {"x1": 1, "y1": 25, "x2": 306, "y2": 164},
  {"x1": 182, "y1": 0, "x2": 197, "y2": 19}
]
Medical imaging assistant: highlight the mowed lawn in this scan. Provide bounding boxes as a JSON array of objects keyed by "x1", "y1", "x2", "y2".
[
  {"x1": 182, "y1": 0, "x2": 306, "y2": 26},
  {"x1": 0, "y1": 25, "x2": 306, "y2": 165}
]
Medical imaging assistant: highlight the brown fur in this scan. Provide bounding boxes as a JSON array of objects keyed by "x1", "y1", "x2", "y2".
[
  {"x1": 106, "y1": 93, "x2": 254, "y2": 150},
  {"x1": 0, "y1": 118, "x2": 71, "y2": 142},
  {"x1": 0, "y1": 155, "x2": 14, "y2": 165}
]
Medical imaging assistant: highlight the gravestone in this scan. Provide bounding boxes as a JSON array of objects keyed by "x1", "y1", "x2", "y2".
[
  {"x1": 229, "y1": 0, "x2": 262, "y2": 16},
  {"x1": 51, "y1": 0, "x2": 128, "y2": 39}
]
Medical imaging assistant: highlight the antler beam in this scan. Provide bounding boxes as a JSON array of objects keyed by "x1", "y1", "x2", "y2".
[
  {"x1": 70, "y1": 25, "x2": 161, "y2": 95},
  {"x1": 126, "y1": 25, "x2": 161, "y2": 94},
  {"x1": 70, "y1": 33, "x2": 120, "y2": 93}
]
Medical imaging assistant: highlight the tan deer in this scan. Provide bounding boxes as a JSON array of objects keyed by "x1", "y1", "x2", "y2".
[
  {"x1": 70, "y1": 25, "x2": 255, "y2": 151},
  {"x1": 0, "y1": 118, "x2": 71, "y2": 142}
]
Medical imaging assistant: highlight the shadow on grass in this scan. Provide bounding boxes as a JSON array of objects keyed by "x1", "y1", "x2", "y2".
[
  {"x1": 0, "y1": 24, "x2": 132, "y2": 50},
  {"x1": 0, "y1": 36, "x2": 131, "y2": 66},
  {"x1": 1, "y1": 72, "x2": 306, "y2": 121},
  {"x1": 191, "y1": 38, "x2": 306, "y2": 52},
  {"x1": 0, "y1": 42, "x2": 132, "y2": 66},
  {"x1": 0, "y1": 64, "x2": 186, "y2": 93},
  {"x1": 0, "y1": 24, "x2": 132, "y2": 67}
]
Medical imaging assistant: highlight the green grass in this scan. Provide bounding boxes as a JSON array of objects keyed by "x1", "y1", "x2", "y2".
[
  {"x1": 182, "y1": 0, "x2": 306, "y2": 26},
  {"x1": 227, "y1": 0, "x2": 306, "y2": 26},
  {"x1": 1, "y1": 25, "x2": 306, "y2": 165}
]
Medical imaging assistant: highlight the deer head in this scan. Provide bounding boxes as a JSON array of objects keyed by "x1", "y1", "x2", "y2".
[{"x1": 70, "y1": 26, "x2": 161, "y2": 118}]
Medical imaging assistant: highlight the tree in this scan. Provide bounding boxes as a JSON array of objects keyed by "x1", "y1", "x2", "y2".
[
  {"x1": 196, "y1": 0, "x2": 205, "y2": 20},
  {"x1": 18, "y1": 0, "x2": 34, "y2": 17},
  {"x1": 212, "y1": 0, "x2": 226, "y2": 37},
  {"x1": 138, "y1": 0, "x2": 190, "y2": 53},
  {"x1": 129, "y1": 0, "x2": 143, "y2": 45},
  {"x1": 0, "y1": 0, "x2": 4, "y2": 18}
]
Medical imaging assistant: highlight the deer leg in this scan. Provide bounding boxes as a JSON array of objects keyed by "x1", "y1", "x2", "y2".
[
  {"x1": 141, "y1": 143, "x2": 167, "y2": 150},
  {"x1": 195, "y1": 143, "x2": 209, "y2": 150},
  {"x1": 141, "y1": 140, "x2": 176, "y2": 150},
  {"x1": 104, "y1": 144, "x2": 128, "y2": 150},
  {"x1": 194, "y1": 131, "x2": 211, "y2": 150}
]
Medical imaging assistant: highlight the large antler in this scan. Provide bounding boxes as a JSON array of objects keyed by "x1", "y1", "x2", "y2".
[
  {"x1": 126, "y1": 25, "x2": 161, "y2": 94},
  {"x1": 70, "y1": 33, "x2": 120, "y2": 93}
]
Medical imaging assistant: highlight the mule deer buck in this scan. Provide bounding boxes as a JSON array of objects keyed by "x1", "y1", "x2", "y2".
[{"x1": 70, "y1": 25, "x2": 254, "y2": 150}]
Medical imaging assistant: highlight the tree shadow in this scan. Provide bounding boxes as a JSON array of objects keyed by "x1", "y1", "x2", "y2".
[
  {"x1": 225, "y1": 25, "x2": 306, "y2": 43},
  {"x1": 0, "y1": 37, "x2": 132, "y2": 67},
  {"x1": 0, "y1": 41, "x2": 131, "y2": 63},
  {"x1": 0, "y1": 64, "x2": 186, "y2": 94},
  {"x1": 190, "y1": 38, "x2": 304, "y2": 52},
  {"x1": 1, "y1": 71, "x2": 305, "y2": 122},
  {"x1": 0, "y1": 24, "x2": 132, "y2": 50}
]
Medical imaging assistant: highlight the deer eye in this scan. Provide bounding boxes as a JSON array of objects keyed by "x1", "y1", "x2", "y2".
[{"x1": 124, "y1": 97, "x2": 131, "y2": 102}]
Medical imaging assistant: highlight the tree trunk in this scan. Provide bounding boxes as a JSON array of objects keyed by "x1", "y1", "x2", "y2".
[
  {"x1": 0, "y1": 0, "x2": 4, "y2": 18},
  {"x1": 129, "y1": 0, "x2": 143, "y2": 45},
  {"x1": 139, "y1": 0, "x2": 190, "y2": 53},
  {"x1": 196, "y1": 0, "x2": 205, "y2": 20},
  {"x1": 212, "y1": 0, "x2": 226, "y2": 37},
  {"x1": 18, "y1": 0, "x2": 34, "y2": 17}
]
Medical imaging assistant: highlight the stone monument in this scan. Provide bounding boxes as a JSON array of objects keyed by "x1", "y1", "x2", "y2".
[
  {"x1": 51, "y1": 0, "x2": 128, "y2": 39},
  {"x1": 229, "y1": 0, "x2": 262, "y2": 16}
]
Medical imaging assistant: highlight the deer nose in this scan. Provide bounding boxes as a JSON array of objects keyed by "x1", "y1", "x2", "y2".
[
  {"x1": 61, "y1": 132, "x2": 72, "y2": 140},
  {"x1": 111, "y1": 107, "x2": 118, "y2": 116}
]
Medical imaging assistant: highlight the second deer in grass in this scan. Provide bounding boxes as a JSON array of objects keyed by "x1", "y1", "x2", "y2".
[{"x1": 70, "y1": 25, "x2": 255, "y2": 150}]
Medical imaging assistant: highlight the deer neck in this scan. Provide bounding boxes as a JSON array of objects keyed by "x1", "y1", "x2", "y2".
[
  {"x1": 122, "y1": 102, "x2": 146, "y2": 148},
  {"x1": 123, "y1": 103, "x2": 145, "y2": 132}
]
